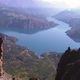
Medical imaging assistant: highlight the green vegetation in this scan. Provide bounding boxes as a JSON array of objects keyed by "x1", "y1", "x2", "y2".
[{"x1": 1, "y1": 33, "x2": 61, "y2": 80}]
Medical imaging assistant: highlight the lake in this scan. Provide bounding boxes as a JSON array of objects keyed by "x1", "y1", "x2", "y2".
[{"x1": 1, "y1": 17, "x2": 80, "y2": 54}]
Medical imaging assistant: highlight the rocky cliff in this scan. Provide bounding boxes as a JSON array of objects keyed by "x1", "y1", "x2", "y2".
[
  {"x1": 0, "y1": 36, "x2": 18, "y2": 80},
  {"x1": 0, "y1": 7, "x2": 57, "y2": 34},
  {"x1": 55, "y1": 47, "x2": 80, "y2": 80}
]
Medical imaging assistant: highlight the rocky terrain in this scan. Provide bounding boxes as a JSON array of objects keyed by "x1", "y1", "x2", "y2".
[
  {"x1": 0, "y1": 7, "x2": 57, "y2": 34},
  {"x1": 54, "y1": 10, "x2": 80, "y2": 42},
  {"x1": 55, "y1": 47, "x2": 80, "y2": 80},
  {"x1": 0, "y1": 72, "x2": 12, "y2": 80},
  {"x1": 0, "y1": 33, "x2": 61, "y2": 80}
]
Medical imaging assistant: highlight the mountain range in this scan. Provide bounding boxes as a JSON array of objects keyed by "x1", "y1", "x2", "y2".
[
  {"x1": 0, "y1": 0, "x2": 63, "y2": 17},
  {"x1": 0, "y1": 7, "x2": 57, "y2": 34},
  {"x1": 54, "y1": 10, "x2": 80, "y2": 23},
  {"x1": 0, "y1": 0, "x2": 53, "y2": 8}
]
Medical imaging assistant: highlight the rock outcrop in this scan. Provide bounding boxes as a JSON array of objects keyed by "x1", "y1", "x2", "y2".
[
  {"x1": 55, "y1": 47, "x2": 80, "y2": 80},
  {"x1": 0, "y1": 37, "x2": 3, "y2": 77},
  {"x1": 0, "y1": 37, "x2": 17, "y2": 80}
]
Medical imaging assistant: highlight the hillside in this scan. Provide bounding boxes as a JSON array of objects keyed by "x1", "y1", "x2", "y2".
[
  {"x1": 0, "y1": 0, "x2": 63, "y2": 17},
  {"x1": 0, "y1": 7, "x2": 57, "y2": 34},
  {"x1": 0, "y1": 33, "x2": 61, "y2": 80},
  {"x1": 54, "y1": 10, "x2": 80, "y2": 42},
  {"x1": 67, "y1": 18, "x2": 80, "y2": 42},
  {"x1": 54, "y1": 10, "x2": 80, "y2": 23}
]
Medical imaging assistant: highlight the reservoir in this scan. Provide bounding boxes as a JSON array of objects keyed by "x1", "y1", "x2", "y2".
[{"x1": 1, "y1": 17, "x2": 80, "y2": 54}]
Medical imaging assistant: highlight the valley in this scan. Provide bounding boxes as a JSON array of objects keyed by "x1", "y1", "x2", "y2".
[
  {"x1": 0, "y1": 0, "x2": 80, "y2": 80},
  {"x1": 0, "y1": 33, "x2": 61, "y2": 80}
]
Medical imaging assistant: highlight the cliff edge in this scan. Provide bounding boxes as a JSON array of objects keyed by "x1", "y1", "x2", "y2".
[{"x1": 55, "y1": 47, "x2": 80, "y2": 80}]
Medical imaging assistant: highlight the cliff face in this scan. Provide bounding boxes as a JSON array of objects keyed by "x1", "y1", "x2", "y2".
[
  {"x1": 0, "y1": 33, "x2": 61, "y2": 80},
  {"x1": 0, "y1": 7, "x2": 57, "y2": 34},
  {"x1": 0, "y1": 36, "x2": 17, "y2": 80},
  {"x1": 55, "y1": 47, "x2": 80, "y2": 80}
]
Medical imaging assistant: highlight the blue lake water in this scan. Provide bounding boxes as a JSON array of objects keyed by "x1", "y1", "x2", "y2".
[{"x1": 1, "y1": 17, "x2": 80, "y2": 54}]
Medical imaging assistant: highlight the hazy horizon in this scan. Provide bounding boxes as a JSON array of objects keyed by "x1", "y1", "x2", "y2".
[{"x1": 0, "y1": 0, "x2": 80, "y2": 10}]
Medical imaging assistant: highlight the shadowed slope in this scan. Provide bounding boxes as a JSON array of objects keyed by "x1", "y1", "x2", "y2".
[{"x1": 55, "y1": 47, "x2": 80, "y2": 80}]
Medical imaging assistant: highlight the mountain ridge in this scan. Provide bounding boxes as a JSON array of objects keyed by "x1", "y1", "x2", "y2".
[
  {"x1": 0, "y1": 7, "x2": 57, "y2": 34},
  {"x1": 54, "y1": 10, "x2": 80, "y2": 42}
]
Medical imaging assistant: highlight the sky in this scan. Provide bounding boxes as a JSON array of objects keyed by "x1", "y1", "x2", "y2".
[
  {"x1": 0, "y1": 0, "x2": 80, "y2": 9},
  {"x1": 40, "y1": 0, "x2": 80, "y2": 9}
]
